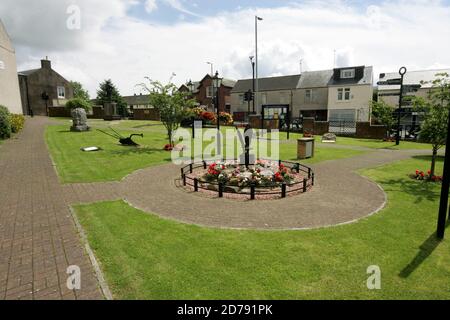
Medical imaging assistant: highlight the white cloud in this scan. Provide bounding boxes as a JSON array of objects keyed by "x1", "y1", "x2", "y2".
[
  {"x1": 163, "y1": 0, "x2": 202, "y2": 17},
  {"x1": 145, "y1": 0, "x2": 158, "y2": 13},
  {"x1": 1, "y1": 0, "x2": 450, "y2": 97}
]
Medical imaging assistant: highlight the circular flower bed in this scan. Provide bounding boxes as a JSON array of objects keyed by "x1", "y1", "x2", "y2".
[
  {"x1": 411, "y1": 169, "x2": 443, "y2": 182},
  {"x1": 180, "y1": 160, "x2": 314, "y2": 200}
]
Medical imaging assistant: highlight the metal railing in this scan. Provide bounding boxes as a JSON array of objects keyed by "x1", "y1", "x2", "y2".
[{"x1": 180, "y1": 159, "x2": 314, "y2": 200}]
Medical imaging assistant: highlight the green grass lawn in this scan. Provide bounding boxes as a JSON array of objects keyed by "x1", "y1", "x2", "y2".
[
  {"x1": 45, "y1": 120, "x2": 368, "y2": 183},
  {"x1": 75, "y1": 155, "x2": 450, "y2": 299}
]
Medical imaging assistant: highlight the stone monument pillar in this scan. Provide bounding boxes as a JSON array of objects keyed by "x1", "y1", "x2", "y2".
[
  {"x1": 103, "y1": 102, "x2": 121, "y2": 121},
  {"x1": 70, "y1": 108, "x2": 90, "y2": 132}
]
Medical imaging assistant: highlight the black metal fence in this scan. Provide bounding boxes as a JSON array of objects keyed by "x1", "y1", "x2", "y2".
[{"x1": 180, "y1": 160, "x2": 314, "y2": 200}]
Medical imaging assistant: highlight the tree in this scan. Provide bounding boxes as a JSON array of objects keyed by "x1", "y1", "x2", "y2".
[
  {"x1": 65, "y1": 98, "x2": 92, "y2": 111},
  {"x1": 413, "y1": 73, "x2": 450, "y2": 177},
  {"x1": 371, "y1": 99, "x2": 395, "y2": 140},
  {"x1": 96, "y1": 79, "x2": 127, "y2": 116},
  {"x1": 70, "y1": 81, "x2": 90, "y2": 102},
  {"x1": 141, "y1": 79, "x2": 196, "y2": 146}
]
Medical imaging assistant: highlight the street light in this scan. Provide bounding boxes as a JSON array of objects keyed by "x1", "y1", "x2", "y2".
[
  {"x1": 249, "y1": 56, "x2": 256, "y2": 114},
  {"x1": 206, "y1": 62, "x2": 213, "y2": 76},
  {"x1": 396, "y1": 66, "x2": 407, "y2": 146},
  {"x1": 213, "y1": 71, "x2": 223, "y2": 155},
  {"x1": 255, "y1": 15, "x2": 263, "y2": 119}
]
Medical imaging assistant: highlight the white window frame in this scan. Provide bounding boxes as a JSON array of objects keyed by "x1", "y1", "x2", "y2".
[
  {"x1": 337, "y1": 88, "x2": 343, "y2": 101},
  {"x1": 344, "y1": 88, "x2": 351, "y2": 100},
  {"x1": 340, "y1": 69, "x2": 355, "y2": 79},
  {"x1": 337, "y1": 88, "x2": 351, "y2": 101},
  {"x1": 57, "y1": 86, "x2": 66, "y2": 99}
]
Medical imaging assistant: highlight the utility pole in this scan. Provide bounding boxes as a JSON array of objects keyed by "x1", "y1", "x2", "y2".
[{"x1": 255, "y1": 16, "x2": 263, "y2": 117}]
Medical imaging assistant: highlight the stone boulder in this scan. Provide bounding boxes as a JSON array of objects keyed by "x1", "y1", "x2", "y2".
[
  {"x1": 70, "y1": 108, "x2": 90, "y2": 132},
  {"x1": 321, "y1": 133, "x2": 337, "y2": 143}
]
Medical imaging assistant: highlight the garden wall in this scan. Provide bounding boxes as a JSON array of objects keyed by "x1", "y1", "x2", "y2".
[
  {"x1": 133, "y1": 108, "x2": 160, "y2": 121},
  {"x1": 48, "y1": 106, "x2": 105, "y2": 119},
  {"x1": 303, "y1": 118, "x2": 329, "y2": 135},
  {"x1": 355, "y1": 122, "x2": 387, "y2": 139},
  {"x1": 48, "y1": 106, "x2": 71, "y2": 117}
]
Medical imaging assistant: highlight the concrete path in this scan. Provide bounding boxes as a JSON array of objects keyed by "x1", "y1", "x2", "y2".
[{"x1": 0, "y1": 117, "x2": 104, "y2": 300}]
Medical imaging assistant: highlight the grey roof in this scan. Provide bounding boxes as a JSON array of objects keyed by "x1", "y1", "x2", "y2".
[
  {"x1": 232, "y1": 74, "x2": 301, "y2": 93},
  {"x1": 297, "y1": 70, "x2": 334, "y2": 88},
  {"x1": 183, "y1": 77, "x2": 236, "y2": 93},
  {"x1": 378, "y1": 68, "x2": 450, "y2": 90},
  {"x1": 18, "y1": 69, "x2": 40, "y2": 76},
  {"x1": 328, "y1": 66, "x2": 373, "y2": 86}
]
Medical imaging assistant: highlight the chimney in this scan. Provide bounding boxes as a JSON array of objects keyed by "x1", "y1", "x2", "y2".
[{"x1": 41, "y1": 57, "x2": 51, "y2": 69}]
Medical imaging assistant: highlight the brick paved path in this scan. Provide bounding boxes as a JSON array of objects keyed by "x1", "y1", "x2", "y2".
[{"x1": 0, "y1": 117, "x2": 104, "y2": 300}]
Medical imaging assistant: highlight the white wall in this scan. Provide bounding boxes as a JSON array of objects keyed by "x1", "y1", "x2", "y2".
[
  {"x1": 327, "y1": 84, "x2": 373, "y2": 121},
  {"x1": 0, "y1": 22, "x2": 22, "y2": 114}
]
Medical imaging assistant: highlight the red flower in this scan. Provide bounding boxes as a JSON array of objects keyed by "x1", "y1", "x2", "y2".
[{"x1": 427, "y1": 170, "x2": 431, "y2": 175}]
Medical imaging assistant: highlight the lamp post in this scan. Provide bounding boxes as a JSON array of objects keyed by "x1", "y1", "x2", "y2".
[
  {"x1": 396, "y1": 66, "x2": 407, "y2": 146},
  {"x1": 187, "y1": 80, "x2": 196, "y2": 138},
  {"x1": 437, "y1": 107, "x2": 450, "y2": 239},
  {"x1": 213, "y1": 71, "x2": 223, "y2": 155},
  {"x1": 255, "y1": 15, "x2": 263, "y2": 117},
  {"x1": 250, "y1": 56, "x2": 256, "y2": 114}
]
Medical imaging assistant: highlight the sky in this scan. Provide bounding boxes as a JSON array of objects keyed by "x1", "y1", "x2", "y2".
[{"x1": 1, "y1": 0, "x2": 450, "y2": 97}]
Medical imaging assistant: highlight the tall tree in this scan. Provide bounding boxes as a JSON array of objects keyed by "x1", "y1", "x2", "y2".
[
  {"x1": 413, "y1": 73, "x2": 450, "y2": 177},
  {"x1": 371, "y1": 99, "x2": 395, "y2": 140},
  {"x1": 96, "y1": 79, "x2": 127, "y2": 116},
  {"x1": 141, "y1": 79, "x2": 196, "y2": 146},
  {"x1": 70, "y1": 81, "x2": 90, "y2": 102}
]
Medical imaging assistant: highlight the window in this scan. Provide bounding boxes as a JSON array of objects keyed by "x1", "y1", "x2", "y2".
[
  {"x1": 261, "y1": 93, "x2": 267, "y2": 105},
  {"x1": 305, "y1": 89, "x2": 313, "y2": 103},
  {"x1": 238, "y1": 94, "x2": 245, "y2": 104},
  {"x1": 280, "y1": 92, "x2": 288, "y2": 104},
  {"x1": 340, "y1": 69, "x2": 355, "y2": 79},
  {"x1": 57, "y1": 86, "x2": 65, "y2": 99},
  {"x1": 206, "y1": 86, "x2": 214, "y2": 98},
  {"x1": 337, "y1": 88, "x2": 351, "y2": 101},
  {"x1": 0, "y1": 60, "x2": 5, "y2": 70},
  {"x1": 344, "y1": 88, "x2": 351, "y2": 100}
]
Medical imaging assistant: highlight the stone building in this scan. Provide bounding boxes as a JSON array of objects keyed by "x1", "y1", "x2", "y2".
[
  {"x1": 0, "y1": 20, "x2": 22, "y2": 114},
  {"x1": 18, "y1": 58, "x2": 73, "y2": 116}
]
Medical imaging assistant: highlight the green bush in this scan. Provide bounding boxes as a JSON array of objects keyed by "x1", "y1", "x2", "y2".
[
  {"x1": 0, "y1": 105, "x2": 12, "y2": 140},
  {"x1": 10, "y1": 114, "x2": 25, "y2": 133},
  {"x1": 65, "y1": 98, "x2": 92, "y2": 111}
]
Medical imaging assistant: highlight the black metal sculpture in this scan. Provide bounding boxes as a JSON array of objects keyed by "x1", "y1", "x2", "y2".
[{"x1": 97, "y1": 127, "x2": 143, "y2": 146}]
